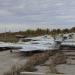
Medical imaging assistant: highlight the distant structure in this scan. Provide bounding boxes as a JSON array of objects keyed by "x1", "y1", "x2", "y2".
[
  {"x1": 16, "y1": 35, "x2": 26, "y2": 38},
  {"x1": 15, "y1": 35, "x2": 27, "y2": 43}
]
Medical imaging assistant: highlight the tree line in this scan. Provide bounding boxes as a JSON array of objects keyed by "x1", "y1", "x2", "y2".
[{"x1": 0, "y1": 27, "x2": 75, "y2": 42}]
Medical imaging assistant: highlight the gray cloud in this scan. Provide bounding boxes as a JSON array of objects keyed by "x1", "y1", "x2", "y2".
[{"x1": 0, "y1": 0, "x2": 74, "y2": 32}]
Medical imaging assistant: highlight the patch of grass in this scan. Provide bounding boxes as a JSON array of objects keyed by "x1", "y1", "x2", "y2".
[
  {"x1": 3, "y1": 50, "x2": 63, "y2": 75},
  {"x1": 47, "y1": 51, "x2": 66, "y2": 74},
  {"x1": 4, "y1": 51, "x2": 63, "y2": 75}
]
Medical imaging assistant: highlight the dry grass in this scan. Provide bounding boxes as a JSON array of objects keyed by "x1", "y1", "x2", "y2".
[
  {"x1": 3, "y1": 50, "x2": 65, "y2": 75},
  {"x1": 46, "y1": 51, "x2": 66, "y2": 74},
  {"x1": 3, "y1": 51, "x2": 55, "y2": 75}
]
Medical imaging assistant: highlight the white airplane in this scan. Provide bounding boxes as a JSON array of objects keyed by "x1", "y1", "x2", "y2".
[
  {"x1": 55, "y1": 33, "x2": 75, "y2": 49},
  {"x1": 60, "y1": 33, "x2": 75, "y2": 48},
  {"x1": 17, "y1": 35, "x2": 60, "y2": 52},
  {"x1": 0, "y1": 42, "x2": 14, "y2": 50},
  {"x1": 0, "y1": 35, "x2": 60, "y2": 52}
]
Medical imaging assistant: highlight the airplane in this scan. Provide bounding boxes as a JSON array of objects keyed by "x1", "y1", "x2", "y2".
[
  {"x1": 0, "y1": 35, "x2": 61, "y2": 52},
  {"x1": 17, "y1": 35, "x2": 61, "y2": 52},
  {"x1": 0, "y1": 42, "x2": 22, "y2": 51},
  {"x1": 56, "y1": 33, "x2": 75, "y2": 49}
]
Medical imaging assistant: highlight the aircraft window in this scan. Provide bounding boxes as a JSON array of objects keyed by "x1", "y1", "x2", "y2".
[
  {"x1": 32, "y1": 40, "x2": 38, "y2": 41},
  {"x1": 69, "y1": 35, "x2": 73, "y2": 39},
  {"x1": 31, "y1": 42, "x2": 39, "y2": 44},
  {"x1": 43, "y1": 43, "x2": 52, "y2": 45},
  {"x1": 63, "y1": 37, "x2": 67, "y2": 40},
  {"x1": 22, "y1": 39, "x2": 32, "y2": 42}
]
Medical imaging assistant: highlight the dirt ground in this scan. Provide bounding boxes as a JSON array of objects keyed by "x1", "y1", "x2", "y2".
[
  {"x1": 0, "y1": 50, "x2": 28, "y2": 75},
  {"x1": 0, "y1": 50, "x2": 75, "y2": 75}
]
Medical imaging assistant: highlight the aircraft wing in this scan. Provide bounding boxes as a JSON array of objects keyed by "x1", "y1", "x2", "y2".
[
  {"x1": 19, "y1": 44, "x2": 39, "y2": 52},
  {"x1": 61, "y1": 42, "x2": 75, "y2": 47},
  {"x1": 0, "y1": 42, "x2": 22, "y2": 50},
  {"x1": 18, "y1": 44, "x2": 57, "y2": 52}
]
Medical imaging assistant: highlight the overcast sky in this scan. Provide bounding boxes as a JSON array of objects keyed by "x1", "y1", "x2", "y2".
[{"x1": 0, "y1": 0, "x2": 75, "y2": 32}]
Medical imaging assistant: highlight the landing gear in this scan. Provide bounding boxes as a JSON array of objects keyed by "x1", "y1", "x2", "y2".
[{"x1": 10, "y1": 49, "x2": 13, "y2": 53}]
